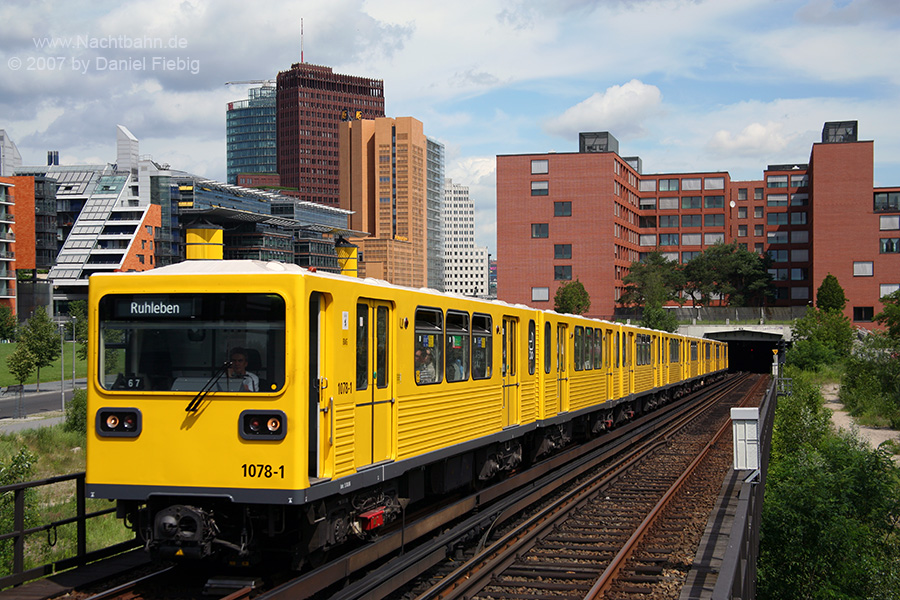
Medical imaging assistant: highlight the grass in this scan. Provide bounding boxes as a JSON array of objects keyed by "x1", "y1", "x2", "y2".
[
  {"x1": 0, "y1": 342, "x2": 87, "y2": 388},
  {"x1": 0, "y1": 424, "x2": 134, "y2": 579}
]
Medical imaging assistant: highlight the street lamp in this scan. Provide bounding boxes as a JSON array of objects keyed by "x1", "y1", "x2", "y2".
[
  {"x1": 71, "y1": 316, "x2": 76, "y2": 391},
  {"x1": 59, "y1": 322, "x2": 65, "y2": 413}
]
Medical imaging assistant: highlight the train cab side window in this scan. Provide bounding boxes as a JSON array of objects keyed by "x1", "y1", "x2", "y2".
[
  {"x1": 356, "y1": 303, "x2": 369, "y2": 391},
  {"x1": 593, "y1": 329, "x2": 602, "y2": 370},
  {"x1": 528, "y1": 320, "x2": 536, "y2": 376},
  {"x1": 670, "y1": 338, "x2": 680, "y2": 363},
  {"x1": 472, "y1": 313, "x2": 492, "y2": 379},
  {"x1": 415, "y1": 307, "x2": 443, "y2": 385},
  {"x1": 446, "y1": 310, "x2": 470, "y2": 382},
  {"x1": 544, "y1": 322, "x2": 552, "y2": 374},
  {"x1": 573, "y1": 326, "x2": 583, "y2": 372}
]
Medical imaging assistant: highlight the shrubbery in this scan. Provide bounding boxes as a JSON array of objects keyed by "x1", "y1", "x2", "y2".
[
  {"x1": 64, "y1": 388, "x2": 88, "y2": 437},
  {"x1": 0, "y1": 447, "x2": 37, "y2": 574}
]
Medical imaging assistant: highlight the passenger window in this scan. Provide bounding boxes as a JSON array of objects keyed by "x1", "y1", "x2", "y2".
[
  {"x1": 415, "y1": 307, "x2": 443, "y2": 385},
  {"x1": 574, "y1": 326, "x2": 583, "y2": 372},
  {"x1": 584, "y1": 327, "x2": 593, "y2": 370},
  {"x1": 472, "y1": 313, "x2": 492, "y2": 379},
  {"x1": 528, "y1": 320, "x2": 536, "y2": 375},
  {"x1": 593, "y1": 329, "x2": 602, "y2": 369},
  {"x1": 544, "y1": 322, "x2": 552, "y2": 374},
  {"x1": 446, "y1": 310, "x2": 470, "y2": 382},
  {"x1": 356, "y1": 303, "x2": 368, "y2": 391}
]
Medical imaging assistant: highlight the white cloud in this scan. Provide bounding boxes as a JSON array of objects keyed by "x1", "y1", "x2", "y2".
[
  {"x1": 542, "y1": 80, "x2": 663, "y2": 140},
  {"x1": 707, "y1": 122, "x2": 797, "y2": 158}
]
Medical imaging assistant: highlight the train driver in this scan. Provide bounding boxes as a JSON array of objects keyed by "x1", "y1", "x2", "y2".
[{"x1": 228, "y1": 347, "x2": 259, "y2": 392}]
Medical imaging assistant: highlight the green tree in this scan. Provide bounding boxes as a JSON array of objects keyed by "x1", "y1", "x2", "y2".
[
  {"x1": 874, "y1": 289, "x2": 900, "y2": 340},
  {"x1": 68, "y1": 300, "x2": 89, "y2": 360},
  {"x1": 6, "y1": 345, "x2": 35, "y2": 386},
  {"x1": 684, "y1": 243, "x2": 773, "y2": 307},
  {"x1": 785, "y1": 306, "x2": 854, "y2": 370},
  {"x1": 0, "y1": 447, "x2": 37, "y2": 573},
  {"x1": 0, "y1": 305, "x2": 16, "y2": 341},
  {"x1": 65, "y1": 388, "x2": 88, "y2": 436},
  {"x1": 619, "y1": 251, "x2": 684, "y2": 332},
  {"x1": 18, "y1": 306, "x2": 61, "y2": 391},
  {"x1": 816, "y1": 273, "x2": 848, "y2": 313},
  {"x1": 554, "y1": 280, "x2": 591, "y2": 315}
]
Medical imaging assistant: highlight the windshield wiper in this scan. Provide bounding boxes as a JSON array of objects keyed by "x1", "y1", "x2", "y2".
[{"x1": 186, "y1": 361, "x2": 232, "y2": 413}]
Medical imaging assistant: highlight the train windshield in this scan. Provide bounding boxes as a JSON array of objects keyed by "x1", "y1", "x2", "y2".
[{"x1": 97, "y1": 293, "x2": 286, "y2": 393}]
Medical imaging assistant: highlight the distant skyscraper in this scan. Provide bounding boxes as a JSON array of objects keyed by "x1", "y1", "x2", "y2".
[
  {"x1": 426, "y1": 138, "x2": 445, "y2": 291},
  {"x1": 226, "y1": 85, "x2": 277, "y2": 185},
  {"x1": 277, "y1": 62, "x2": 384, "y2": 207},
  {"x1": 442, "y1": 179, "x2": 490, "y2": 298},
  {"x1": 0, "y1": 130, "x2": 22, "y2": 177},
  {"x1": 339, "y1": 116, "x2": 428, "y2": 287}
]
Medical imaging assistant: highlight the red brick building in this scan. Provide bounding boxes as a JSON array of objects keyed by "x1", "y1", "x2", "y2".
[{"x1": 497, "y1": 121, "x2": 899, "y2": 328}]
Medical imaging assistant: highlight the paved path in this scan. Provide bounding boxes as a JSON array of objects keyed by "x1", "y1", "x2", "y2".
[
  {"x1": 0, "y1": 378, "x2": 85, "y2": 434},
  {"x1": 822, "y1": 383, "x2": 900, "y2": 458}
]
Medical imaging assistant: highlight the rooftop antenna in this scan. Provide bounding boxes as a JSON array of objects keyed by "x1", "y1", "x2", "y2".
[{"x1": 301, "y1": 17, "x2": 304, "y2": 63}]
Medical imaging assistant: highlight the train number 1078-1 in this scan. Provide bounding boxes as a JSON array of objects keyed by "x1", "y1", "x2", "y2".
[{"x1": 241, "y1": 464, "x2": 285, "y2": 479}]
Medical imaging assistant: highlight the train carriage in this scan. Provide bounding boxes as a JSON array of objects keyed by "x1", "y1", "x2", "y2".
[{"x1": 85, "y1": 260, "x2": 726, "y2": 566}]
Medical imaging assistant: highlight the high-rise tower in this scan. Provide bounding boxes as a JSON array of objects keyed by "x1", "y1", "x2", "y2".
[
  {"x1": 277, "y1": 63, "x2": 385, "y2": 207},
  {"x1": 226, "y1": 85, "x2": 277, "y2": 185}
]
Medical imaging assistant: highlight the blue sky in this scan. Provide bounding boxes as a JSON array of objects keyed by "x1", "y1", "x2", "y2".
[{"x1": 2, "y1": 0, "x2": 899, "y2": 254}]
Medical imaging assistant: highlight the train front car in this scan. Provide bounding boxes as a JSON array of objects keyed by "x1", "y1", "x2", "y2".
[{"x1": 86, "y1": 261, "x2": 301, "y2": 565}]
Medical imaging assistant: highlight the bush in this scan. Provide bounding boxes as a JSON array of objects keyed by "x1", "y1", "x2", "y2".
[
  {"x1": 0, "y1": 447, "x2": 37, "y2": 574},
  {"x1": 64, "y1": 389, "x2": 88, "y2": 437},
  {"x1": 840, "y1": 333, "x2": 900, "y2": 428}
]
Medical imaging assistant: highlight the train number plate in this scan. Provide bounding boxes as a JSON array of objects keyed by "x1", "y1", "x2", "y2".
[{"x1": 241, "y1": 464, "x2": 285, "y2": 479}]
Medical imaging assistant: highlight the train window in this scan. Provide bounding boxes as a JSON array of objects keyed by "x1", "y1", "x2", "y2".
[
  {"x1": 626, "y1": 333, "x2": 633, "y2": 367},
  {"x1": 446, "y1": 310, "x2": 470, "y2": 382},
  {"x1": 97, "y1": 293, "x2": 286, "y2": 393},
  {"x1": 544, "y1": 322, "x2": 552, "y2": 374},
  {"x1": 614, "y1": 332, "x2": 620, "y2": 368},
  {"x1": 691, "y1": 341, "x2": 698, "y2": 361},
  {"x1": 528, "y1": 320, "x2": 536, "y2": 375},
  {"x1": 415, "y1": 307, "x2": 443, "y2": 385},
  {"x1": 472, "y1": 313, "x2": 492, "y2": 379},
  {"x1": 584, "y1": 327, "x2": 593, "y2": 370},
  {"x1": 670, "y1": 338, "x2": 680, "y2": 363},
  {"x1": 376, "y1": 306, "x2": 388, "y2": 389},
  {"x1": 573, "y1": 327, "x2": 583, "y2": 372},
  {"x1": 706, "y1": 343, "x2": 711, "y2": 360},
  {"x1": 593, "y1": 329, "x2": 602, "y2": 370},
  {"x1": 357, "y1": 303, "x2": 369, "y2": 391}
]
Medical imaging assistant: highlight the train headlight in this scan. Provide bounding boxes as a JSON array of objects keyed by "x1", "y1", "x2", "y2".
[
  {"x1": 239, "y1": 410, "x2": 286, "y2": 441},
  {"x1": 97, "y1": 408, "x2": 142, "y2": 437}
]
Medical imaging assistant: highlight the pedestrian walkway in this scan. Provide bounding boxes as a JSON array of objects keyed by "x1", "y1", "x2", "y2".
[{"x1": 0, "y1": 378, "x2": 86, "y2": 434}]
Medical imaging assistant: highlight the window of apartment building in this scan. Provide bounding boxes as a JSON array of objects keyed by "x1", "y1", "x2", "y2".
[
  {"x1": 555, "y1": 244, "x2": 572, "y2": 259},
  {"x1": 737, "y1": 206, "x2": 747, "y2": 219},
  {"x1": 682, "y1": 214, "x2": 701, "y2": 227},
  {"x1": 853, "y1": 261, "x2": 874, "y2": 277},
  {"x1": 640, "y1": 216, "x2": 657, "y2": 228},
  {"x1": 791, "y1": 193, "x2": 809, "y2": 206},
  {"x1": 791, "y1": 174, "x2": 808, "y2": 188},
  {"x1": 531, "y1": 159, "x2": 549, "y2": 174},
  {"x1": 531, "y1": 223, "x2": 549, "y2": 238},
  {"x1": 791, "y1": 268, "x2": 808, "y2": 281},
  {"x1": 704, "y1": 233, "x2": 724, "y2": 245},
  {"x1": 874, "y1": 192, "x2": 900, "y2": 212},
  {"x1": 532, "y1": 287, "x2": 550, "y2": 302},
  {"x1": 554, "y1": 265, "x2": 572, "y2": 280},
  {"x1": 704, "y1": 214, "x2": 725, "y2": 227},
  {"x1": 880, "y1": 215, "x2": 900, "y2": 230},
  {"x1": 662, "y1": 251, "x2": 678, "y2": 261},
  {"x1": 554, "y1": 201, "x2": 572, "y2": 217},
  {"x1": 769, "y1": 249, "x2": 788, "y2": 262},
  {"x1": 881, "y1": 238, "x2": 900, "y2": 253},
  {"x1": 853, "y1": 307, "x2": 874, "y2": 322},
  {"x1": 682, "y1": 178, "x2": 702, "y2": 191},
  {"x1": 881, "y1": 284, "x2": 900, "y2": 297},
  {"x1": 754, "y1": 206, "x2": 764, "y2": 219},
  {"x1": 659, "y1": 215, "x2": 679, "y2": 228},
  {"x1": 738, "y1": 224, "x2": 748, "y2": 237},
  {"x1": 755, "y1": 243, "x2": 764, "y2": 253},
  {"x1": 640, "y1": 234, "x2": 657, "y2": 246},
  {"x1": 767, "y1": 212, "x2": 788, "y2": 225},
  {"x1": 791, "y1": 212, "x2": 807, "y2": 225},
  {"x1": 682, "y1": 196, "x2": 702, "y2": 209},
  {"x1": 771, "y1": 287, "x2": 788, "y2": 301},
  {"x1": 769, "y1": 268, "x2": 788, "y2": 281},
  {"x1": 792, "y1": 287, "x2": 810, "y2": 300},
  {"x1": 768, "y1": 231, "x2": 788, "y2": 244},
  {"x1": 754, "y1": 224, "x2": 764, "y2": 237},
  {"x1": 659, "y1": 179, "x2": 679, "y2": 192},
  {"x1": 767, "y1": 175, "x2": 788, "y2": 188},
  {"x1": 682, "y1": 251, "x2": 701, "y2": 262},
  {"x1": 754, "y1": 188, "x2": 764, "y2": 200},
  {"x1": 660, "y1": 233, "x2": 679, "y2": 246},
  {"x1": 767, "y1": 194, "x2": 788, "y2": 207},
  {"x1": 705, "y1": 177, "x2": 725, "y2": 190},
  {"x1": 659, "y1": 197, "x2": 678, "y2": 210},
  {"x1": 791, "y1": 249, "x2": 809, "y2": 262},
  {"x1": 639, "y1": 179, "x2": 657, "y2": 192},
  {"x1": 791, "y1": 230, "x2": 809, "y2": 243},
  {"x1": 738, "y1": 188, "x2": 748, "y2": 201},
  {"x1": 531, "y1": 181, "x2": 549, "y2": 196},
  {"x1": 704, "y1": 195, "x2": 725, "y2": 209},
  {"x1": 640, "y1": 197, "x2": 656, "y2": 209},
  {"x1": 682, "y1": 233, "x2": 701, "y2": 246}
]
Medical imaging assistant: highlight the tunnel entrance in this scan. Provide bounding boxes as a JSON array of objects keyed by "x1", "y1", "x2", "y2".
[{"x1": 704, "y1": 330, "x2": 786, "y2": 374}]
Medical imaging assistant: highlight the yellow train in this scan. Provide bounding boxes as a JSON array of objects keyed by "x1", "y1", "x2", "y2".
[{"x1": 85, "y1": 260, "x2": 727, "y2": 566}]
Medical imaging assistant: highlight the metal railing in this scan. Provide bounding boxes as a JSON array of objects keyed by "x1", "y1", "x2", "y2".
[
  {"x1": 0, "y1": 472, "x2": 140, "y2": 590},
  {"x1": 712, "y1": 378, "x2": 780, "y2": 600}
]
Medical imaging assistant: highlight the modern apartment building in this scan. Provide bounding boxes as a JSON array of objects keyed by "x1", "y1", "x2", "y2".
[
  {"x1": 226, "y1": 85, "x2": 277, "y2": 185},
  {"x1": 443, "y1": 179, "x2": 490, "y2": 298},
  {"x1": 0, "y1": 130, "x2": 22, "y2": 177},
  {"x1": 338, "y1": 116, "x2": 429, "y2": 288},
  {"x1": 426, "y1": 138, "x2": 445, "y2": 291},
  {"x1": 277, "y1": 62, "x2": 385, "y2": 207},
  {"x1": 497, "y1": 122, "x2": 899, "y2": 328}
]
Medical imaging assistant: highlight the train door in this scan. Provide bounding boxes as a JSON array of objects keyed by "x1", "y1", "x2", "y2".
[
  {"x1": 556, "y1": 323, "x2": 569, "y2": 412},
  {"x1": 354, "y1": 299, "x2": 393, "y2": 468},
  {"x1": 309, "y1": 292, "x2": 333, "y2": 481},
  {"x1": 502, "y1": 317, "x2": 520, "y2": 427}
]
